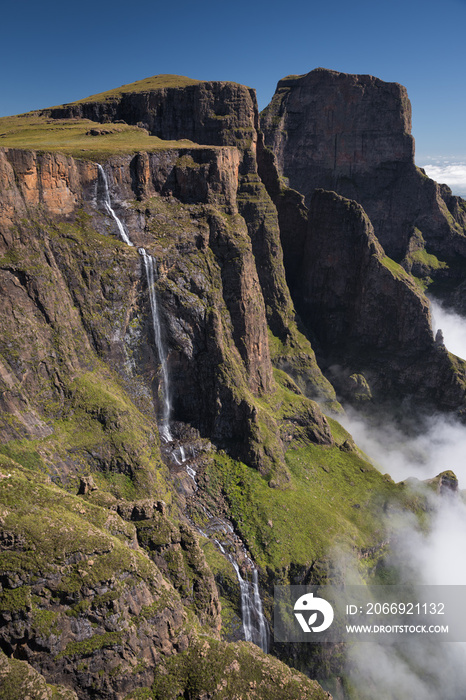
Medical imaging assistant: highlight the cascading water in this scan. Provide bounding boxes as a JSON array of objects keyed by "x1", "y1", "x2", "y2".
[
  {"x1": 251, "y1": 567, "x2": 268, "y2": 650},
  {"x1": 207, "y1": 519, "x2": 268, "y2": 652},
  {"x1": 230, "y1": 559, "x2": 268, "y2": 652},
  {"x1": 96, "y1": 165, "x2": 133, "y2": 247},
  {"x1": 95, "y1": 163, "x2": 267, "y2": 652},
  {"x1": 96, "y1": 164, "x2": 173, "y2": 443},
  {"x1": 138, "y1": 248, "x2": 173, "y2": 443}
]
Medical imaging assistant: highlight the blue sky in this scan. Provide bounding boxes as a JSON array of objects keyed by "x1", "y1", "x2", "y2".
[{"x1": 1, "y1": 0, "x2": 465, "y2": 179}]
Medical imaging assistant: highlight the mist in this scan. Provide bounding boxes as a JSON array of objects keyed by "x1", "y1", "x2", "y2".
[
  {"x1": 338, "y1": 298, "x2": 466, "y2": 699},
  {"x1": 344, "y1": 492, "x2": 466, "y2": 700},
  {"x1": 430, "y1": 297, "x2": 466, "y2": 360},
  {"x1": 420, "y1": 161, "x2": 466, "y2": 198}
]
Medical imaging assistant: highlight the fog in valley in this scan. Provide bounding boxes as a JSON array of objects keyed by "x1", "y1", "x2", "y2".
[{"x1": 338, "y1": 300, "x2": 466, "y2": 699}]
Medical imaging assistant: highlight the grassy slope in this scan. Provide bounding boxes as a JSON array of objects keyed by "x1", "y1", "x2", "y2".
[
  {"x1": 196, "y1": 371, "x2": 399, "y2": 573},
  {"x1": 204, "y1": 430, "x2": 395, "y2": 573},
  {"x1": 71, "y1": 74, "x2": 204, "y2": 103},
  {"x1": 0, "y1": 113, "x2": 198, "y2": 158}
]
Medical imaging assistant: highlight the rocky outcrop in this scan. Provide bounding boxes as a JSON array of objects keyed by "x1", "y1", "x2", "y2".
[
  {"x1": 45, "y1": 80, "x2": 258, "y2": 152},
  {"x1": 426, "y1": 470, "x2": 459, "y2": 495},
  {"x1": 294, "y1": 189, "x2": 466, "y2": 410},
  {"x1": 0, "y1": 461, "x2": 333, "y2": 700},
  {"x1": 0, "y1": 651, "x2": 78, "y2": 699},
  {"x1": 0, "y1": 137, "x2": 338, "y2": 483},
  {"x1": 117, "y1": 500, "x2": 222, "y2": 631},
  {"x1": 261, "y1": 68, "x2": 466, "y2": 263},
  {"x1": 0, "y1": 465, "x2": 192, "y2": 699}
]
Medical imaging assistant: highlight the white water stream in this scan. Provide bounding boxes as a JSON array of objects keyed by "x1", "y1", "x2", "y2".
[
  {"x1": 231, "y1": 559, "x2": 269, "y2": 652},
  {"x1": 97, "y1": 164, "x2": 173, "y2": 442},
  {"x1": 138, "y1": 249, "x2": 173, "y2": 442},
  {"x1": 96, "y1": 163, "x2": 268, "y2": 653},
  {"x1": 97, "y1": 165, "x2": 133, "y2": 247}
]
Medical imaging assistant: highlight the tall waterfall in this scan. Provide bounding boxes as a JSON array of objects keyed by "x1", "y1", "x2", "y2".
[
  {"x1": 139, "y1": 249, "x2": 173, "y2": 442},
  {"x1": 97, "y1": 165, "x2": 133, "y2": 247},
  {"x1": 96, "y1": 163, "x2": 268, "y2": 651},
  {"x1": 96, "y1": 164, "x2": 172, "y2": 441},
  {"x1": 212, "y1": 534, "x2": 268, "y2": 652}
]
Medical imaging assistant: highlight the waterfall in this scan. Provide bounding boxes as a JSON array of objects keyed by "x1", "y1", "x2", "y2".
[
  {"x1": 202, "y1": 517, "x2": 268, "y2": 651},
  {"x1": 95, "y1": 163, "x2": 268, "y2": 652},
  {"x1": 230, "y1": 559, "x2": 269, "y2": 652},
  {"x1": 139, "y1": 248, "x2": 173, "y2": 443},
  {"x1": 96, "y1": 164, "x2": 172, "y2": 442},
  {"x1": 252, "y1": 567, "x2": 268, "y2": 651},
  {"x1": 96, "y1": 164, "x2": 133, "y2": 246}
]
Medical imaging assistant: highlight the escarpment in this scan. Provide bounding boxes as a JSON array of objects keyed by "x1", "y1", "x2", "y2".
[
  {"x1": 45, "y1": 79, "x2": 259, "y2": 151},
  {"x1": 293, "y1": 189, "x2": 466, "y2": 409},
  {"x1": 261, "y1": 68, "x2": 466, "y2": 266},
  {"x1": 0, "y1": 141, "x2": 336, "y2": 481},
  {"x1": 0, "y1": 133, "x2": 337, "y2": 697},
  {"x1": 260, "y1": 68, "x2": 466, "y2": 412},
  {"x1": 2, "y1": 68, "x2": 466, "y2": 699}
]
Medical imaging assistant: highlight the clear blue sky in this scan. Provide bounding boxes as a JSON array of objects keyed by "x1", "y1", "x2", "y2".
[{"x1": 1, "y1": 0, "x2": 465, "y2": 162}]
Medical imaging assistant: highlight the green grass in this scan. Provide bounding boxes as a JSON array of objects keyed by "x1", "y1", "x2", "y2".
[
  {"x1": 0, "y1": 113, "x2": 199, "y2": 158},
  {"x1": 204, "y1": 440, "x2": 396, "y2": 572},
  {"x1": 280, "y1": 74, "x2": 304, "y2": 82},
  {"x1": 150, "y1": 638, "x2": 330, "y2": 700},
  {"x1": 380, "y1": 254, "x2": 416, "y2": 283},
  {"x1": 408, "y1": 248, "x2": 448, "y2": 270},
  {"x1": 70, "y1": 74, "x2": 204, "y2": 103},
  {"x1": 58, "y1": 631, "x2": 123, "y2": 658},
  {"x1": 0, "y1": 460, "x2": 164, "y2": 593}
]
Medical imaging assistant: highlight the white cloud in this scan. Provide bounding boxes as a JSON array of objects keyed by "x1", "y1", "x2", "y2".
[
  {"x1": 342, "y1": 410, "x2": 466, "y2": 485},
  {"x1": 430, "y1": 297, "x2": 466, "y2": 360},
  {"x1": 419, "y1": 161, "x2": 466, "y2": 197},
  {"x1": 338, "y1": 406, "x2": 466, "y2": 699}
]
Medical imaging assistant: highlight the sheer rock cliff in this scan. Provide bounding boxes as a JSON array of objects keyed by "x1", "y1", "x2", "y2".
[
  {"x1": 2, "y1": 68, "x2": 466, "y2": 699},
  {"x1": 261, "y1": 68, "x2": 466, "y2": 265},
  {"x1": 293, "y1": 189, "x2": 466, "y2": 409}
]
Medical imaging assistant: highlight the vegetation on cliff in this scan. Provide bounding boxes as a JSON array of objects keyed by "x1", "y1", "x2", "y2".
[
  {"x1": 0, "y1": 114, "x2": 197, "y2": 158},
  {"x1": 1, "y1": 69, "x2": 466, "y2": 699}
]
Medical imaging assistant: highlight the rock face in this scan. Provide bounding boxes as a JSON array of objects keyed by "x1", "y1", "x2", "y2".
[
  {"x1": 293, "y1": 189, "x2": 466, "y2": 409},
  {"x1": 45, "y1": 81, "x2": 258, "y2": 151},
  {"x1": 261, "y1": 68, "x2": 466, "y2": 262},
  {"x1": 260, "y1": 68, "x2": 466, "y2": 411},
  {"x1": 3, "y1": 68, "x2": 466, "y2": 700},
  {"x1": 0, "y1": 79, "x2": 340, "y2": 695},
  {"x1": 0, "y1": 144, "x2": 336, "y2": 480}
]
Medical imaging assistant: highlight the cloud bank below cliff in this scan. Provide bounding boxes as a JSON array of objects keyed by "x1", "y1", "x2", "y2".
[
  {"x1": 430, "y1": 297, "x2": 466, "y2": 360},
  {"x1": 420, "y1": 159, "x2": 466, "y2": 197},
  {"x1": 344, "y1": 486, "x2": 466, "y2": 699},
  {"x1": 342, "y1": 299, "x2": 466, "y2": 484},
  {"x1": 341, "y1": 399, "x2": 466, "y2": 698}
]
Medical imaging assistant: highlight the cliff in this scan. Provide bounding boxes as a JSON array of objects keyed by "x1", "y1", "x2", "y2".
[
  {"x1": 0, "y1": 92, "x2": 342, "y2": 697},
  {"x1": 1, "y1": 69, "x2": 466, "y2": 699},
  {"x1": 294, "y1": 189, "x2": 466, "y2": 409},
  {"x1": 0, "y1": 141, "x2": 337, "y2": 477},
  {"x1": 45, "y1": 77, "x2": 259, "y2": 151},
  {"x1": 261, "y1": 68, "x2": 466, "y2": 265},
  {"x1": 259, "y1": 68, "x2": 466, "y2": 411}
]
